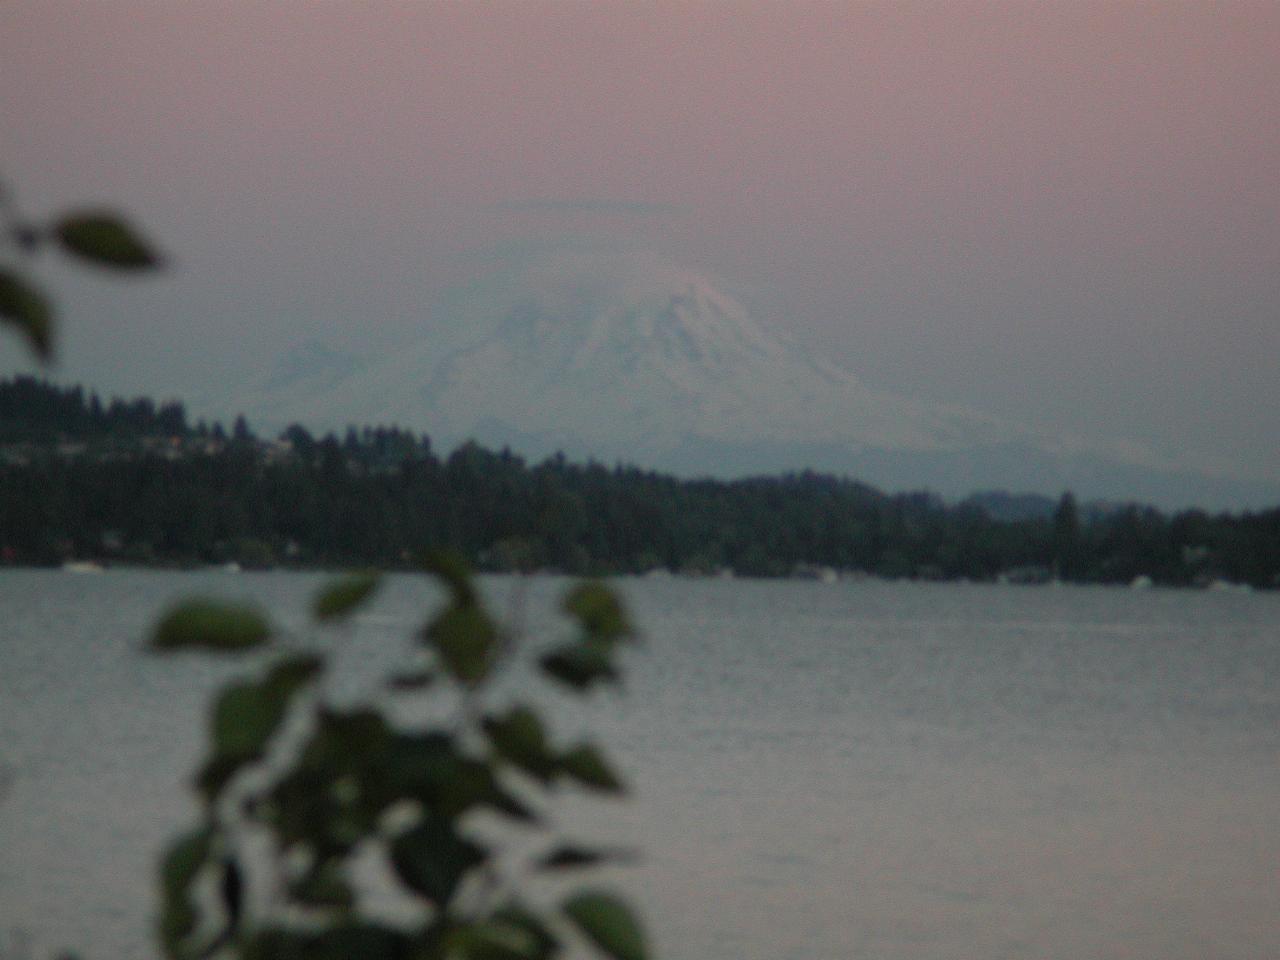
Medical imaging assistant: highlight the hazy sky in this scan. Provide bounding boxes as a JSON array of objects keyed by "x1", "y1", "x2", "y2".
[{"x1": 4, "y1": 1, "x2": 1278, "y2": 480}]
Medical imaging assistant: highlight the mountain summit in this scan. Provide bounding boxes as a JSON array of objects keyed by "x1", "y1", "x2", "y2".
[
  {"x1": 235, "y1": 250, "x2": 1277, "y2": 509},
  {"x1": 246, "y1": 250, "x2": 1011, "y2": 450}
]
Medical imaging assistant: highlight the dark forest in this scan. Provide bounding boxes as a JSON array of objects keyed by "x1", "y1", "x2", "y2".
[{"x1": 3, "y1": 377, "x2": 1278, "y2": 587}]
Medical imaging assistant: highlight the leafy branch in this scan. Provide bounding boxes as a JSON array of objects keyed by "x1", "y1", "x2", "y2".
[
  {"x1": 149, "y1": 558, "x2": 651, "y2": 960},
  {"x1": 2, "y1": 176, "x2": 654, "y2": 960},
  {"x1": 0, "y1": 178, "x2": 162, "y2": 361}
]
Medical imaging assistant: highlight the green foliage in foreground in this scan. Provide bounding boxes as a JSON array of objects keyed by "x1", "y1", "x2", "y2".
[
  {"x1": 2, "y1": 180, "x2": 164, "y2": 960},
  {"x1": 149, "y1": 561, "x2": 650, "y2": 960},
  {"x1": 1, "y1": 180, "x2": 163, "y2": 361},
  {"x1": 5, "y1": 179, "x2": 654, "y2": 960}
]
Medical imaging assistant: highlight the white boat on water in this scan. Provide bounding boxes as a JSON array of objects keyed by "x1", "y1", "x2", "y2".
[{"x1": 61, "y1": 561, "x2": 104, "y2": 574}]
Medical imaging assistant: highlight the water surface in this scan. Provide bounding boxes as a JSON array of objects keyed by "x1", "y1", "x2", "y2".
[{"x1": 1, "y1": 571, "x2": 1277, "y2": 959}]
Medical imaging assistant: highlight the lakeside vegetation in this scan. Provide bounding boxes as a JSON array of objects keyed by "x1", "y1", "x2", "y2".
[
  {"x1": 5, "y1": 194, "x2": 657, "y2": 960},
  {"x1": 3, "y1": 376, "x2": 1279, "y2": 588}
]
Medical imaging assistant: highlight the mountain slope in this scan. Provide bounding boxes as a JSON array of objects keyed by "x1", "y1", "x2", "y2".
[
  {"x1": 231, "y1": 250, "x2": 1279, "y2": 509},
  {"x1": 243, "y1": 251, "x2": 1015, "y2": 448}
]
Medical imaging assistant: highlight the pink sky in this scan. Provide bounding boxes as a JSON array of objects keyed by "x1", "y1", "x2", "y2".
[{"x1": 4, "y1": 1, "x2": 1279, "y2": 479}]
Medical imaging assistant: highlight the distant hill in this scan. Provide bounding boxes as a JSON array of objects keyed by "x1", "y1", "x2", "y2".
[
  {"x1": 0, "y1": 376, "x2": 189, "y2": 443},
  {"x1": 4, "y1": 375, "x2": 1279, "y2": 587},
  {"x1": 961, "y1": 491, "x2": 1058, "y2": 522}
]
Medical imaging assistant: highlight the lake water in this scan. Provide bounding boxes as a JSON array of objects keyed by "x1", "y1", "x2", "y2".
[{"x1": 1, "y1": 570, "x2": 1278, "y2": 959}]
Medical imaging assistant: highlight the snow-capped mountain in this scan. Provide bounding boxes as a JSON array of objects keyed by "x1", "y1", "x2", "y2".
[
  {"x1": 229, "y1": 250, "x2": 1279, "y2": 509},
  {"x1": 237, "y1": 250, "x2": 1016, "y2": 452}
]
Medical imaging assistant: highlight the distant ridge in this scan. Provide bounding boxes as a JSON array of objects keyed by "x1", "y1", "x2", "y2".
[{"x1": 4, "y1": 375, "x2": 1278, "y2": 584}]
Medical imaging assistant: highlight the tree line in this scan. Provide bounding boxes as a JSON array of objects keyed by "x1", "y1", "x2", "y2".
[{"x1": 2, "y1": 376, "x2": 1278, "y2": 587}]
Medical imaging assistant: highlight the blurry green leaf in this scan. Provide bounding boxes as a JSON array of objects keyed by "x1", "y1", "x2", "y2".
[
  {"x1": 483, "y1": 778, "x2": 540, "y2": 824},
  {"x1": 383, "y1": 731, "x2": 474, "y2": 816},
  {"x1": 563, "y1": 581, "x2": 632, "y2": 644},
  {"x1": 211, "y1": 683, "x2": 278, "y2": 760},
  {"x1": 158, "y1": 827, "x2": 214, "y2": 959},
  {"x1": 483, "y1": 705, "x2": 556, "y2": 781},
  {"x1": 200, "y1": 654, "x2": 318, "y2": 797},
  {"x1": 390, "y1": 819, "x2": 485, "y2": 905},
  {"x1": 0, "y1": 267, "x2": 53, "y2": 359},
  {"x1": 387, "y1": 668, "x2": 436, "y2": 691},
  {"x1": 150, "y1": 598, "x2": 270, "y2": 652},
  {"x1": 537, "y1": 844, "x2": 634, "y2": 871},
  {"x1": 240, "y1": 928, "x2": 307, "y2": 960},
  {"x1": 539, "y1": 642, "x2": 617, "y2": 691},
  {"x1": 303, "y1": 708, "x2": 392, "y2": 771},
  {"x1": 313, "y1": 571, "x2": 381, "y2": 622},
  {"x1": 158, "y1": 896, "x2": 197, "y2": 959},
  {"x1": 54, "y1": 210, "x2": 162, "y2": 268},
  {"x1": 562, "y1": 891, "x2": 648, "y2": 960},
  {"x1": 290, "y1": 860, "x2": 353, "y2": 909},
  {"x1": 263, "y1": 708, "x2": 405, "y2": 851},
  {"x1": 219, "y1": 858, "x2": 244, "y2": 936},
  {"x1": 385, "y1": 732, "x2": 537, "y2": 823},
  {"x1": 425, "y1": 602, "x2": 498, "y2": 685},
  {"x1": 266, "y1": 768, "x2": 342, "y2": 853},
  {"x1": 160, "y1": 826, "x2": 213, "y2": 897},
  {"x1": 265, "y1": 653, "x2": 324, "y2": 696},
  {"x1": 421, "y1": 548, "x2": 477, "y2": 604},
  {"x1": 559, "y1": 744, "x2": 625, "y2": 794},
  {"x1": 489, "y1": 906, "x2": 559, "y2": 958},
  {"x1": 449, "y1": 918, "x2": 548, "y2": 960},
  {"x1": 194, "y1": 754, "x2": 243, "y2": 801},
  {"x1": 242, "y1": 924, "x2": 412, "y2": 960}
]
